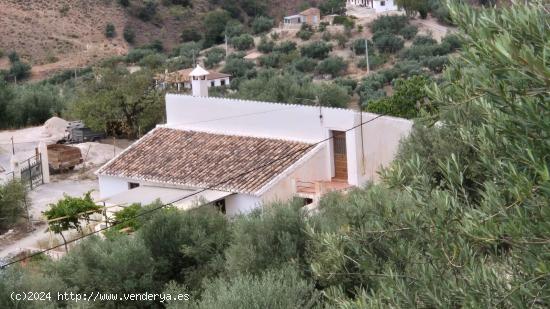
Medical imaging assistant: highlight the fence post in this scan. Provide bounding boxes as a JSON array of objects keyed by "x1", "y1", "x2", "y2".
[
  {"x1": 10, "y1": 155, "x2": 21, "y2": 180},
  {"x1": 38, "y1": 142, "x2": 50, "y2": 184}
]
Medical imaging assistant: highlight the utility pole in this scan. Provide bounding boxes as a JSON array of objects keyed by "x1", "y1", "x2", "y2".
[
  {"x1": 11, "y1": 137, "x2": 15, "y2": 155},
  {"x1": 365, "y1": 38, "x2": 370, "y2": 74},
  {"x1": 225, "y1": 34, "x2": 229, "y2": 58}
]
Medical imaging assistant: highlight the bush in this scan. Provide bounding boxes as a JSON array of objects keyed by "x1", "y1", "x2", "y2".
[
  {"x1": 181, "y1": 28, "x2": 202, "y2": 42},
  {"x1": 251, "y1": 16, "x2": 273, "y2": 34},
  {"x1": 224, "y1": 20, "x2": 245, "y2": 39},
  {"x1": 105, "y1": 23, "x2": 116, "y2": 38},
  {"x1": 371, "y1": 15, "x2": 409, "y2": 34},
  {"x1": 137, "y1": 0, "x2": 158, "y2": 21},
  {"x1": 8, "y1": 51, "x2": 20, "y2": 63},
  {"x1": 317, "y1": 83, "x2": 351, "y2": 108},
  {"x1": 357, "y1": 53, "x2": 386, "y2": 70},
  {"x1": 274, "y1": 41, "x2": 297, "y2": 54},
  {"x1": 442, "y1": 34, "x2": 462, "y2": 51},
  {"x1": 292, "y1": 57, "x2": 317, "y2": 73},
  {"x1": 123, "y1": 27, "x2": 135, "y2": 43},
  {"x1": 204, "y1": 47, "x2": 226, "y2": 68},
  {"x1": 125, "y1": 48, "x2": 155, "y2": 63},
  {"x1": 413, "y1": 35, "x2": 437, "y2": 46},
  {"x1": 399, "y1": 25, "x2": 418, "y2": 40},
  {"x1": 179, "y1": 266, "x2": 317, "y2": 309},
  {"x1": 333, "y1": 32, "x2": 348, "y2": 48},
  {"x1": 225, "y1": 202, "x2": 308, "y2": 275},
  {"x1": 316, "y1": 56, "x2": 347, "y2": 77},
  {"x1": 422, "y1": 55, "x2": 449, "y2": 73},
  {"x1": 334, "y1": 77, "x2": 358, "y2": 94},
  {"x1": 141, "y1": 39, "x2": 164, "y2": 52},
  {"x1": 222, "y1": 58, "x2": 255, "y2": 78},
  {"x1": 118, "y1": 0, "x2": 129, "y2": 6},
  {"x1": 203, "y1": 9, "x2": 232, "y2": 47},
  {"x1": 257, "y1": 37, "x2": 275, "y2": 53},
  {"x1": 231, "y1": 34, "x2": 254, "y2": 51},
  {"x1": 321, "y1": 31, "x2": 332, "y2": 41},
  {"x1": 352, "y1": 39, "x2": 374, "y2": 55},
  {"x1": 258, "y1": 53, "x2": 282, "y2": 68},
  {"x1": 0, "y1": 181, "x2": 26, "y2": 233},
  {"x1": 373, "y1": 33, "x2": 404, "y2": 53},
  {"x1": 318, "y1": 21, "x2": 329, "y2": 32},
  {"x1": 138, "y1": 53, "x2": 166, "y2": 69},
  {"x1": 8, "y1": 61, "x2": 31, "y2": 81},
  {"x1": 296, "y1": 23, "x2": 314, "y2": 41},
  {"x1": 301, "y1": 41, "x2": 332, "y2": 59}
]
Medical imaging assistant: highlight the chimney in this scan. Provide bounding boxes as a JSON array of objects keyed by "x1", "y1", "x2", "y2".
[{"x1": 190, "y1": 65, "x2": 210, "y2": 97}]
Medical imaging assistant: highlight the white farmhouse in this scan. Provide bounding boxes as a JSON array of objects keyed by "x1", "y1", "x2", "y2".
[
  {"x1": 347, "y1": 0, "x2": 399, "y2": 13},
  {"x1": 96, "y1": 66, "x2": 412, "y2": 216}
]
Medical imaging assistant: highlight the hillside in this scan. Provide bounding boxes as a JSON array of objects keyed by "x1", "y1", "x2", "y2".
[{"x1": 0, "y1": 0, "x2": 313, "y2": 79}]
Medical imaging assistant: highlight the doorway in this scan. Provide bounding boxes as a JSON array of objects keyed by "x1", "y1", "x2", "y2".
[{"x1": 332, "y1": 131, "x2": 348, "y2": 181}]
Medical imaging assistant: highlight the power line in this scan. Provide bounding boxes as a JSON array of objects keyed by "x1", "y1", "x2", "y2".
[{"x1": 0, "y1": 112, "x2": 387, "y2": 269}]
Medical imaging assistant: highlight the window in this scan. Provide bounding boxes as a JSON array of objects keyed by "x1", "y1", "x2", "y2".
[
  {"x1": 214, "y1": 199, "x2": 226, "y2": 214},
  {"x1": 128, "y1": 182, "x2": 140, "y2": 189},
  {"x1": 211, "y1": 81, "x2": 215, "y2": 87},
  {"x1": 221, "y1": 79, "x2": 226, "y2": 86},
  {"x1": 380, "y1": 1, "x2": 385, "y2": 6}
]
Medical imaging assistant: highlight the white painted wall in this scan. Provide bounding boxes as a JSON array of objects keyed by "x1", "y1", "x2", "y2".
[
  {"x1": 373, "y1": 0, "x2": 398, "y2": 12},
  {"x1": 225, "y1": 193, "x2": 262, "y2": 216},
  {"x1": 98, "y1": 175, "x2": 132, "y2": 199}
]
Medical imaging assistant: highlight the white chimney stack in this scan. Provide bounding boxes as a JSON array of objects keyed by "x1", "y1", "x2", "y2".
[{"x1": 190, "y1": 65, "x2": 210, "y2": 97}]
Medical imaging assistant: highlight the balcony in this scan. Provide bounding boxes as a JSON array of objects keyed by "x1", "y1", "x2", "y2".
[{"x1": 293, "y1": 178, "x2": 351, "y2": 200}]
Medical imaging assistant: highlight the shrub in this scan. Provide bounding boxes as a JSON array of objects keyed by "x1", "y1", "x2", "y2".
[
  {"x1": 118, "y1": 0, "x2": 130, "y2": 6},
  {"x1": 400, "y1": 44, "x2": 438, "y2": 60},
  {"x1": 274, "y1": 41, "x2": 297, "y2": 54},
  {"x1": 373, "y1": 33, "x2": 404, "y2": 53},
  {"x1": 317, "y1": 83, "x2": 351, "y2": 108},
  {"x1": 442, "y1": 34, "x2": 462, "y2": 51},
  {"x1": 316, "y1": 56, "x2": 347, "y2": 77},
  {"x1": 231, "y1": 34, "x2": 254, "y2": 51},
  {"x1": 224, "y1": 20, "x2": 245, "y2": 39},
  {"x1": 413, "y1": 35, "x2": 437, "y2": 46},
  {"x1": 252, "y1": 16, "x2": 273, "y2": 34},
  {"x1": 318, "y1": 21, "x2": 329, "y2": 32},
  {"x1": 257, "y1": 37, "x2": 275, "y2": 53},
  {"x1": 203, "y1": 9, "x2": 232, "y2": 47},
  {"x1": 301, "y1": 41, "x2": 332, "y2": 59},
  {"x1": 357, "y1": 53, "x2": 386, "y2": 70},
  {"x1": 258, "y1": 53, "x2": 282, "y2": 68},
  {"x1": 270, "y1": 32, "x2": 280, "y2": 40},
  {"x1": 138, "y1": 53, "x2": 166, "y2": 69},
  {"x1": 371, "y1": 15, "x2": 409, "y2": 34},
  {"x1": 296, "y1": 23, "x2": 314, "y2": 41},
  {"x1": 222, "y1": 58, "x2": 255, "y2": 78},
  {"x1": 123, "y1": 27, "x2": 135, "y2": 43},
  {"x1": 334, "y1": 77, "x2": 358, "y2": 94},
  {"x1": 352, "y1": 39, "x2": 374, "y2": 55},
  {"x1": 181, "y1": 28, "x2": 202, "y2": 42},
  {"x1": 125, "y1": 48, "x2": 155, "y2": 63},
  {"x1": 8, "y1": 51, "x2": 19, "y2": 63},
  {"x1": 180, "y1": 266, "x2": 317, "y2": 309},
  {"x1": 204, "y1": 47, "x2": 226, "y2": 68},
  {"x1": 141, "y1": 39, "x2": 164, "y2": 52},
  {"x1": 399, "y1": 25, "x2": 418, "y2": 40},
  {"x1": 105, "y1": 23, "x2": 116, "y2": 38},
  {"x1": 138, "y1": 0, "x2": 158, "y2": 21},
  {"x1": 333, "y1": 32, "x2": 348, "y2": 48},
  {"x1": 225, "y1": 202, "x2": 308, "y2": 275},
  {"x1": 0, "y1": 181, "x2": 26, "y2": 233},
  {"x1": 292, "y1": 57, "x2": 317, "y2": 73},
  {"x1": 422, "y1": 55, "x2": 449, "y2": 73},
  {"x1": 8, "y1": 61, "x2": 31, "y2": 81},
  {"x1": 321, "y1": 31, "x2": 332, "y2": 41}
]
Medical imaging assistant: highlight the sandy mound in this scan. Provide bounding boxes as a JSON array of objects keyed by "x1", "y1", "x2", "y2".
[
  {"x1": 44, "y1": 117, "x2": 69, "y2": 135},
  {"x1": 75, "y1": 142, "x2": 122, "y2": 166}
]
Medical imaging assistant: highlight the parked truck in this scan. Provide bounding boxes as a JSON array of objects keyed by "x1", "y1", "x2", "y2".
[
  {"x1": 57, "y1": 121, "x2": 105, "y2": 144},
  {"x1": 47, "y1": 144, "x2": 83, "y2": 172}
]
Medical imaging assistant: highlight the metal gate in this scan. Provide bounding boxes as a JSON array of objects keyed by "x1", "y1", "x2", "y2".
[{"x1": 20, "y1": 154, "x2": 43, "y2": 190}]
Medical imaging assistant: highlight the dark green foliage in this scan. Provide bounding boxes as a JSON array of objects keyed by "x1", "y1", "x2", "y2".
[
  {"x1": 225, "y1": 202, "x2": 308, "y2": 274},
  {"x1": 137, "y1": 0, "x2": 158, "y2": 21},
  {"x1": 318, "y1": 82, "x2": 351, "y2": 108},
  {"x1": 111, "y1": 204, "x2": 144, "y2": 232},
  {"x1": 370, "y1": 15, "x2": 409, "y2": 34},
  {"x1": 203, "y1": 9, "x2": 232, "y2": 47},
  {"x1": 222, "y1": 57, "x2": 255, "y2": 78},
  {"x1": 292, "y1": 57, "x2": 317, "y2": 73},
  {"x1": 123, "y1": 26, "x2": 135, "y2": 43},
  {"x1": 334, "y1": 77, "x2": 358, "y2": 95},
  {"x1": 320, "y1": 0, "x2": 346, "y2": 15},
  {"x1": 224, "y1": 20, "x2": 245, "y2": 39},
  {"x1": 318, "y1": 21, "x2": 328, "y2": 32},
  {"x1": 357, "y1": 53, "x2": 386, "y2": 70},
  {"x1": 413, "y1": 35, "x2": 437, "y2": 46},
  {"x1": 373, "y1": 32, "x2": 404, "y2": 53},
  {"x1": 399, "y1": 25, "x2": 418, "y2": 40},
  {"x1": 105, "y1": 23, "x2": 116, "y2": 38},
  {"x1": 257, "y1": 37, "x2": 274, "y2": 53},
  {"x1": 300, "y1": 41, "x2": 332, "y2": 59},
  {"x1": 8, "y1": 51, "x2": 20, "y2": 63},
  {"x1": 181, "y1": 28, "x2": 202, "y2": 42},
  {"x1": 7, "y1": 61, "x2": 31, "y2": 81},
  {"x1": 118, "y1": 0, "x2": 130, "y2": 7},
  {"x1": 274, "y1": 41, "x2": 297, "y2": 54},
  {"x1": 230, "y1": 34, "x2": 254, "y2": 51},
  {"x1": 316, "y1": 56, "x2": 347, "y2": 77},
  {"x1": 125, "y1": 48, "x2": 155, "y2": 63},
  {"x1": 333, "y1": 31, "x2": 348, "y2": 48},
  {"x1": 138, "y1": 53, "x2": 166, "y2": 69},
  {"x1": 139, "y1": 207, "x2": 229, "y2": 287},
  {"x1": 141, "y1": 39, "x2": 164, "y2": 52},
  {"x1": 0, "y1": 181, "x2": 27, "y2": 233},
  {"x1": 422, "y1": 55, "x2": 449, "y2": 73},
  {"x1": 442, "y1": 34, "x2": 462, "y2": 51},
  {"x1": 296, "y1": 23, "x2": 314, "y2": 41},
  {"x1": 352, "y1": 39, "x2": 374, "y2": 55},
  {"x1": 258, "y1": 52, "x2": 282, "y2": 68},
  {"x1": 365, "y1": 75, "x2": 432, "y2": 118},
  {"x1": 251, "y1": 16, "x2": 273, "y2": 34},
  {"x1": 204, "y1": 47, "x2": 226, "y2": 68},
  {"x1": 4, "y1": 83, "x2": 65, "y2": 128}
]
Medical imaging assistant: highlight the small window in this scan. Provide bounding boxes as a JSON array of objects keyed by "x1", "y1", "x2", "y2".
[
  {"x1": 211, "y1": 81, "x2": 215, "y2": 87},
  {"x1": 221, "y1": 79, "x2": 226, "y2": 86},
  {"x1": 128, "y1": 182, "x2": 140, "y2": 189},
  {"x1": 214, "y1": 199, "x2": 226, "y2": 214},
  {"x1": 380, "y1": 1, "x2": 385, "y2": 6}
]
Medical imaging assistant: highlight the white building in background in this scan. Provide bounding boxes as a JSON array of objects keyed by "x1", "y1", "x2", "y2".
[
  {"x1": 96, "y1": 66, "x2": 412, "y2": 216},
  {"x1": 154, "y1": 66, "x2": 231, "y2": 92},
  {"x1": 347, "y1": 0, "x2": 399, "y2": 13}
]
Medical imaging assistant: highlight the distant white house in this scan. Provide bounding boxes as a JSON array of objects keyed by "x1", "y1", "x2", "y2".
[
  {"x1": 283, "y1": 8, "x2": 322, "y2": 28},
  {"x1": 347, "y1": 0, "x2": 399, "y2": 13},
  {"x1": 96, "y1": 66, "x2": 412, "y2": 216},
  {"x1": 154, "y1": 67, "x2": 231, "y2": 92}
]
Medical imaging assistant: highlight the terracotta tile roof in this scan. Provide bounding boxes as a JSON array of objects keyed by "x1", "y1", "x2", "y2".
[
  {"x1": 97, "y1": 128, "x2": 314, "y2": 194},
  {"x1": 300, "y1": 8, "x2": 321, "y2": 16}
]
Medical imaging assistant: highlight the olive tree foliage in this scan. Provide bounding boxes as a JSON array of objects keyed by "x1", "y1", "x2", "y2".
[
  {"x1": 308, "y1": 2, "x2": 550, "y2": 307},
  {"x1": 0, "y1": 181, "x2": 27, "y2": 233},
  {"x1": 68, "y1": 68, "x2": 164, "y2": 138}
]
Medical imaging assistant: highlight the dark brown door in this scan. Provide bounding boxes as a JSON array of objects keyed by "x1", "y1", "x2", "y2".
[{"x1": 332, "y1": 131, "x2": 348, "y2": 180}]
